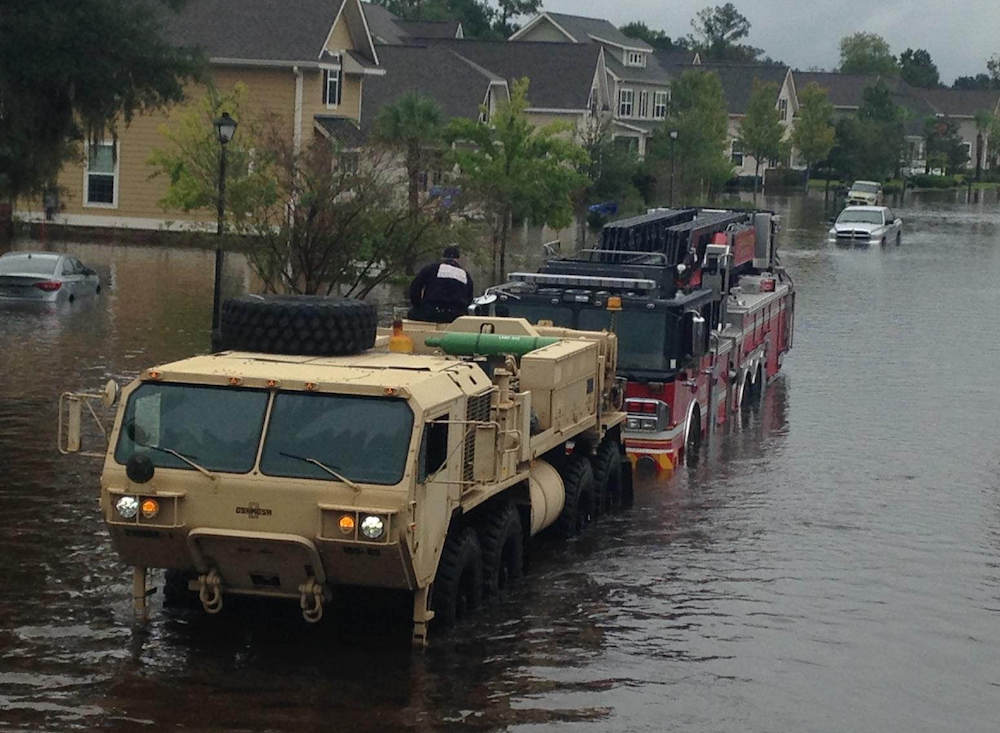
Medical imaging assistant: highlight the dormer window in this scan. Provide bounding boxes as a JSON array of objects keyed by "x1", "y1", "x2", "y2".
[
  {"x1": 625, "y1": 51, "x2": 646, "y2": 67},
  {"x1": 323, "y1": 55, "x2": 342, "y2": 107}
]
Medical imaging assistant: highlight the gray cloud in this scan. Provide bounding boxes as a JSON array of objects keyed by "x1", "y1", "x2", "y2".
[{"x1": 541, "y1": 0, "x2": 998, "y2": 83}]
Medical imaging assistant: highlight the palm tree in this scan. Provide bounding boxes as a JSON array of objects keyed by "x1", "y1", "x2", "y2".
[{"x1": 373, "y1": 93, "x2": 444, "y2": 218}]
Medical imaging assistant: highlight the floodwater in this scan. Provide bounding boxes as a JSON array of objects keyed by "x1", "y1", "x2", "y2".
[{"x1": 1, "y1": 190, "x2": 999, "y2": 731}]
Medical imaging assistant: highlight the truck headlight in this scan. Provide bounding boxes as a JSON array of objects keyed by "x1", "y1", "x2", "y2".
[
  {"x1": 360, "y1": 515, "x2": 385, "y2": 540},
  {"x1": 115, "y1": 495, "x2": 140, "y2": 519}
]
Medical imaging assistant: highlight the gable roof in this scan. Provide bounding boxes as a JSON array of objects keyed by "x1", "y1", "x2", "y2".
[
  {"x1": 396, "y1": 19, "x2": 463, "y2": 40},
  {"x1": 361, "y1": 2, "x2": 461, "y2": 44},
  {"x1": 917, "y1": 88, "x2": 1000, "y2": 117},
  {"x1": 160, "y1": 0, "x2": 347, "y2": 63},
  {"x1": 511, "y1": 11, "x2": 653, "y2": 53},
  {"x1": 420, "y1": 39, "x2": 603, "y2": 111},
  {"x1": 791, "y1": 71, "x2": 882, "y2": 109},
  {"x1": 362, "y1": 1, "x2": 405, "y2": 45},
  {"x1": 695, "y1": 64, "x2": 790, "y2": 115},
  {"x1": 358, "y1": 45, "x2": 507, "y2": 136}
]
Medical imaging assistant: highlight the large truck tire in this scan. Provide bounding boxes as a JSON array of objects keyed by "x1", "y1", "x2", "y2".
[
  {"x1": 219, "y1": 295, "x2": 377, "y2": 356},
  {"x1": 591, "y1": 436, "x2": 624, "y2": 512},
  {"x1": 553, "y1": 454, "x2": 595, "y2": 538},
  {"x1": 478, "y1": 500, "x2": 524, "y2": 598},
  {"x1": 431, "y1": 527, "x2": 483, "y2": 627}
]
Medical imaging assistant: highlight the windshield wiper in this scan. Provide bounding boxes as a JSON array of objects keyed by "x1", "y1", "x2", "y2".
[
  {"x1": 279, "y1": 451, "x2": 362, "y2": 493},
  {"x1": 146, "y1": 444, "x2": 218, "y2": 481}
]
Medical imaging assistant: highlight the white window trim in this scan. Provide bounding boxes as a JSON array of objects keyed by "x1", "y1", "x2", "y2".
[
  {"x1": 731, "y1": 140, "x2": 744, "y2": 165},
  {"x1": 83, "y1": 140, "x2": 119, "y2": 209},
  {"x1": 653, "y1": 91, "x2": 668, "y2": 120},
  {"x1": 618, "y1": 88, "x2": 634, "y2": 118},
  {"x1": 638, "y1": 90, "x2": 649, "y2": 119},
  {"x1": 778, "y1": 98, "x2": 788, "y2": 121},
  {"x1": 323, "y1": 59, "x2": 342, "y2": 108},
  {"x1": 625, "y1": 51, "x2": 646, "y2": 68}
]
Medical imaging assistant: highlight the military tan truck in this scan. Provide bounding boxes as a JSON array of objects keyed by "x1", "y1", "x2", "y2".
[{"x1": 59, "y1": 296, "x2": 629, "y2": 645}]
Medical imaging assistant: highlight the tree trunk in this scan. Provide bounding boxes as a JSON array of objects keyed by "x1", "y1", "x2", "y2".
[
  {"x1": 976, "y1": 133, "x2": 983, "y2": 181},
  {"x1": 803, "y1": 163, "x2": 812, "y2": 192},
  {"x1": 497, "y1": 207, "x2": 511, "y2": 286},
  {"x1": 753, "y1": 158, "x2": 761, "y2": 197}
]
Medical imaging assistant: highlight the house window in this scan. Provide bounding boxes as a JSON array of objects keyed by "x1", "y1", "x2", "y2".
[
  {"x1": 730, "y1": 140, "x2": 743, "y2": 166},
  {"x1": 638, "y1": 91, "x2": 649, "y2": 118},
  {"x1": 323, "y1": 61, "x2": 342, "y2": 107},
  {"x1": 626, "y1": 51, "x2": 645, "y2": 67},
  {"x1": 85, "y1": 141, "x2": 117, "y2": 207},
  {"x1": 778, "y1": 98, "x2": 788, "y2": 121},
  {"x1": 618, "y1": 88, "x2": 634, "y2": 118},
  {"x1": 653, "y1": 91, "x2": 668, "y2": 120}
]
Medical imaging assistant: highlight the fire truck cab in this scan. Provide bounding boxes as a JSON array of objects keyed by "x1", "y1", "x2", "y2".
[{"x1": 483, "y1": 207, "x2": 795, "y2": 474}]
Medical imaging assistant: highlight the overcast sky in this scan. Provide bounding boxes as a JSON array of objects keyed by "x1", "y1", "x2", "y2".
[{"x1": 540, "y1": 0, "x2": 998, "y2": 84}]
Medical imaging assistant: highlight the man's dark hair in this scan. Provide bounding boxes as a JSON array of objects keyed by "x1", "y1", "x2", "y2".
[{"x1": 442, "y1": 245, "x2": 461, "y2": 259}]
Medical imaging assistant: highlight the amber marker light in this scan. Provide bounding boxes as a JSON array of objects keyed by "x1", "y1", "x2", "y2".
[
  {"x1": 306, "y1": 382, "x2": 318, "y2": 391},
  {"x1": 338, "y1": 515, "x2": 355, "y2": 534},
  {"x1": 140, "y1": 498, "x2": 160, "y2": 519},
  {"x1": 147, "y1": 370, "x2": 162, "y2": 380},
  {"x1": 606, "y1": 296, "x2": 623, "y2": 312},
  {"x1": 266, "y1": 379, "x2": 279, "y2": 388},
  {"x1": 228, "y1": 376, "x2": 242, "y2": 386}
]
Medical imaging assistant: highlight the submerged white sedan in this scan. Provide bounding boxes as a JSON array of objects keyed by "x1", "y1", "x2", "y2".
[
  {"x1": 828, "y1": 206, "x2": 903, "y2": 246},
  {"x1": 0, "y1": 252, "x2": 101, "y2": 302}
]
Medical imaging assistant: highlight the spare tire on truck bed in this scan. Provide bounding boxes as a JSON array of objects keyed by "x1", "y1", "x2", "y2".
[{"x1": 219, "y1": 295, "x2": 377, "y2": 356}]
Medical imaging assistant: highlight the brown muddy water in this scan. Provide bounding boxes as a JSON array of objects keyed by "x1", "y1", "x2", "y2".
[{"x1": 1, "y1": 191, "x2": 999, "y2": 732}]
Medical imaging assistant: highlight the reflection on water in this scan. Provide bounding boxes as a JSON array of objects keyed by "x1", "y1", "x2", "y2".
[{"x1": 2, "y1": 192, "x2": 1000, "y2": 731}]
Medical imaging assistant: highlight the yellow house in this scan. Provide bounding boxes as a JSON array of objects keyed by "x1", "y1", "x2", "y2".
[{"x1": 20, "y1": 0, "x2": 383, "y2": 231}]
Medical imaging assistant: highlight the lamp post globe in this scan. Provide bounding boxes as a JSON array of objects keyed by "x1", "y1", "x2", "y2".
[
  {"x1": 211, "y1": 112, "x2": 237, "y2": 338},
  {"x1": 668, "y1": 129, "x2": 678, "y2": 208}
]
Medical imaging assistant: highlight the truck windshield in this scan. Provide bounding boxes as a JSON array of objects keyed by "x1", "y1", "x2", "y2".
[
  {"x1": 114, "y1": 383, "x2": 269, "y2": 473},
  {"x1": 260, "y1": 392, "x2": 414, "y2": 485}
]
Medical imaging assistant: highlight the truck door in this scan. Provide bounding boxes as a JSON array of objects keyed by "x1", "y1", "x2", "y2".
[{"x1": 410, "y1": 413, "x2": 456, "y2": 587}]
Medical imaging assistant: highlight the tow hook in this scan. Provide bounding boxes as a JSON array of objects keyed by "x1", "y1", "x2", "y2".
[
  {"x1": 197, "y1": 569, "x2": 224, "y2": 614},
  {"x1": 299, "y1": 578, "x2": 324, "y2": 623}
]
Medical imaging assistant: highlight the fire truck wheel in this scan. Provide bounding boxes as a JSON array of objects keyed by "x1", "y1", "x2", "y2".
[
  {"x1": 591, "y1": 438, "x2": 623, "y2": 512},
  {"x1": 219, "y1": 295, "x2": 377, "y2": 356},
  {"x1": 554, "y1": 454, "x2": 595, "y2": 538},
  {"x1": 478, "y1": 501, "x2": 524, "y2": 598},
  {"x1": 432, "y1": 527, "x2": 483, "y2": 627}
]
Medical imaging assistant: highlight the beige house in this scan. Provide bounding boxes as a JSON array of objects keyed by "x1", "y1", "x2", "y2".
[{"x1": 20, "y1": 0, "x2": 384, "y2": 231}]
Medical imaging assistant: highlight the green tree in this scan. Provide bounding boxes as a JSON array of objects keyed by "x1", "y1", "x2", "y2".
[
  {"x1": 445, "y1": 78, "x2": 587, "y2": 283},
  {"x1": 790, "y1": 83, "x2": 835, "y2": 187},
  {"x1": 953, "y1": 73, "x2": 998, "y2": 91},
  {"x1": 899, "y1": 48, "x2": 940, "y2": 88},
  {"x1": 648, "y1": 69, "x2": 732, "y2": 203},
  {"x1": 243, "y1": 126, "x2": 452, "y2": 296},
  {"x1": 687, "y1": 3, "x2": 762, "y2": 62},
  {"x1": 923, "y1": 117, "x2": 968, "y2": 174},
  {"x1": 839, "y1": 32, "x2": 898, "y2": 75},
  {"x1": 373, "y1": 93, "x2": 444, "y2": 219},
  {"x1": 0, "y1": 0, "x2": 203, "y2": 207},
  {"x1": 493, "y1": 0, "x2": 541, "y2": 37},
  {"x1": 829, "y1": 82, "x2": 904, "y2": 181},
  {"x1": 620, "y1": 21, "x2": 683, "y2": 51},
  {"x1": 738, "y1": 80, "x2": 784, "y2": 195},
  {"x1": 148, "y1": 84, "x2": 276, "y2": 232},
  {"x1": 573, "y1": 119, "x2": 643, "y2": 245},
  {"x1": 988, "y1": 54, "x2": 1000, "y2": 85},
  {"x1": 973, "y1": 109, "x2": 994, "y2": 179}
]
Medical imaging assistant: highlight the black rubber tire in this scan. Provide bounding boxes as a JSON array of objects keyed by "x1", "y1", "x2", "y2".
[
  {"x1": 431, "y1": 527, "x2": 483, "y2": 627},
  {"x1": 478, "y1": 501, "x2": 524, "y2": 598},
  {"x1": 895, "y1": 231, "x2": 901, "y2": 246},
  {"x1": 162, "y1": 568, "x2": 198, "y2": 608},
  {"x1": 553, "y1": 454, "x2": 595, "y2": 538},
  {"x1": 591, "y1": 436, "x2": 623, "y2": 513},
  {"x1": 219, "y1": 295, "x2": 377, "y2": 356}
]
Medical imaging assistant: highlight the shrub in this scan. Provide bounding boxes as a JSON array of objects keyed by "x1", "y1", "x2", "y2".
[{"x1": 907, "y1": 173, "x2": 959, "y2": 188}]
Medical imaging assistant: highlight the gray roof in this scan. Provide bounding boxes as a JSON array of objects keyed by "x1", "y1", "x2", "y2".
[
  {"x1": 396, "y1": 20, "x2": 462, "y2": 40},
  {"x1": 917, "y1": 88, "x2": 1000, "y2": 117},
  {"x1": 362, "y1": 2, "x2": 405, "y2": 45},
  {"x1": 159, "y1": 0, "x2": 343, "y2": 62},
  {"x1": 792, "y1": 71, "x2": 883, "y2": 109},
  {"x1": 420, "y1": 39, "x2": 602, "y2": 110},
  {"x1": 655, "y1": 48, "x2": 700, "y2": 67},
  {"x1": 358, "y1": 45, "x2": 504, "y2": 136},
  {"x1": 315, "y1": 116, "x2": 366, "y2": 148},
  {"x1": 692, "y1": 64, "x2": 789, "y2": 115},
  {"x1": 605, "y1": 54, "x2": 670, "y2": 86},
  {"x1": 526, "y1": 12, "x2": 653, "y2": 52}
]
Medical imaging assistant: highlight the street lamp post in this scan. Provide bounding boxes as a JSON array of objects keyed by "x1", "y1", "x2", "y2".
[
  {"x1": 668, "y1": 129, "x2": 678, "y2": 208},
  {"x1": 212, "y1": 112, "x2": 238, "y2": 334}
]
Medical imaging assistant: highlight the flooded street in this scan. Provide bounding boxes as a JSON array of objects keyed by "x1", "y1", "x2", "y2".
[{"x1": 2, "y1": 191, "x2": 999, "y2": 731}]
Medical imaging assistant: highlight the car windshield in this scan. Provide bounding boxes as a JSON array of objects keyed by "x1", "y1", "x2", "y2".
[
  {"x1": 851, "y1": 182, "x2": 879, "y2": 193},
  {"x1": 837, "y1": 210, "x2": 883, "y2": 224},
  {"x1": 114, "y1": 383, "x2": 269, "y2": 473},
  {"x1": 0, "y1": 255, "x2": 59, "y2": 276},
  {"x1": 260, "y1": 392, "x2": 414, "y2": 485}
]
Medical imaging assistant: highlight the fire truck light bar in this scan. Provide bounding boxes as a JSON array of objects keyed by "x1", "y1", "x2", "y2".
[{"x1": 508, "y1": 272, "x2": 658, "y2": 291}]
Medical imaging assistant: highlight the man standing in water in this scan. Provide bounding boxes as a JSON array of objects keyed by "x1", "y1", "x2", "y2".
[{"x1": 408, "y1": 245, "x2": 474, "y2": 323}]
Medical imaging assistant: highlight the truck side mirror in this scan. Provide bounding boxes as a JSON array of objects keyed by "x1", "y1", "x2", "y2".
[{"x1": 685, "y1": 310, "x2": 707, "y2": 359}]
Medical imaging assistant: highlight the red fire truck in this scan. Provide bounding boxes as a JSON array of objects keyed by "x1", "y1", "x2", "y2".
[{"x1": 484, "y1": 207, "x2": 795, "y2": 473}]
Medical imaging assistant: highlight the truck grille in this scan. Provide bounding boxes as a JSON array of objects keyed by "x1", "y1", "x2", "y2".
[
  {"x1": 837, "y1": 230, "x2": 871, "y2": 241},
  {"x1": 463, "y1": 390, "x2": 493, "y2": 484}
]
